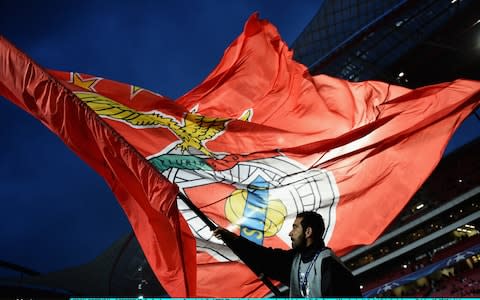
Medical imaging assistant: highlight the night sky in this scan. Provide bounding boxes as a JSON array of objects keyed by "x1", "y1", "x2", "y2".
[{"x1": 0, "y1": 0, "x2": 478, "y2": 277}]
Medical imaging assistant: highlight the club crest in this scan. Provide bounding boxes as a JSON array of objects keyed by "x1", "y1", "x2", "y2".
[{"x1": 73, "y1": 91, "x2": 339, "y2": 251}]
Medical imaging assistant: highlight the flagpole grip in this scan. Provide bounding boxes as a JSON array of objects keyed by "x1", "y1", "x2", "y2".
[{"x1": 177, "y1": 192, "x2": 283, "y2": 297}]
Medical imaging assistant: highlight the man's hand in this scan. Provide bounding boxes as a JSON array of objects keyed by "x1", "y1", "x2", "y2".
[
  {"x1": 213, "y1": 227, "x2": 226, "y2": 240},
  {"x1": 213, "y1": 226, "x2": 239, "y2": 242}
]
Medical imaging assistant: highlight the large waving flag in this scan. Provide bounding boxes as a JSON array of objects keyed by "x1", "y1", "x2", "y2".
[{"x1": 1, "y1": 13, "x2": 479, "y2": 297}]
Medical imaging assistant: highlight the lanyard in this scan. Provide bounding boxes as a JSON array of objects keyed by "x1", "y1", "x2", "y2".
[{"x1": 298, "y1": 251, "x2": 320, "y2": 297}]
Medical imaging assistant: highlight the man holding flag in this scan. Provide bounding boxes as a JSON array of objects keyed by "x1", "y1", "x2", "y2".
[{"x1": 214, "y1": 211, "x2": 361, "y2": 297}]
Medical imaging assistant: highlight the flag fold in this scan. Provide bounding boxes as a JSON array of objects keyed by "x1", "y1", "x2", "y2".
[{"x1": 0, "y1": 36, "x2": 196, "y2": 297}]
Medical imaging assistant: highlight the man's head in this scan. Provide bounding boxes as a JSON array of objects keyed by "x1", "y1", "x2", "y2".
[{"x1": 288, "y1": 211, "x2": 325, "y2": 250}]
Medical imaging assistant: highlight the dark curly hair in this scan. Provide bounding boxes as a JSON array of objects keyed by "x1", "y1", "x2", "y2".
[{"x1": 296, "y1": 211, "x2": 325, "y2": 245}]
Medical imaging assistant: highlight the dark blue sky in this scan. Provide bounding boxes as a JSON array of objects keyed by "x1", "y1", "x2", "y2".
[{"x1": 0, "y1": 0, "x2": 478, "y2": 276}]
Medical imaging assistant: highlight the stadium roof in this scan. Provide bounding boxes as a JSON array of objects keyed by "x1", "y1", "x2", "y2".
[{"x1": 292, "y1": 0, "x2": 480, "y2": 86}]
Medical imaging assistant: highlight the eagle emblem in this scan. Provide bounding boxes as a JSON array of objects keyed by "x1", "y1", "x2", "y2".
[{"x1": 74, "y1": 92, "x2": 251, "y2": 157}]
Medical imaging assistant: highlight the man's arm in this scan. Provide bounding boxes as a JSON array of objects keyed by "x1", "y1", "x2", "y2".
[{"x1": 214, "y1": 227, "x2": 294, "y2": 285}]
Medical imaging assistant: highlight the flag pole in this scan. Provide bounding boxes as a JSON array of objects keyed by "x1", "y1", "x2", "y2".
[{"x1": 177, "y1": 192, "x2": 283, "y2": 297}]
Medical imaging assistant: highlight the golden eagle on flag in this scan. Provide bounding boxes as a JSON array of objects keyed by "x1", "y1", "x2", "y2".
[{"x1": 1, "y1": 13, "x2": 480, "y2": 297}]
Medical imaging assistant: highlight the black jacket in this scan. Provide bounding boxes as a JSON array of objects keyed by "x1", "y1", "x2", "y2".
[{"x1": 219, "y1": 230, "x2": 362, "y2": 297}]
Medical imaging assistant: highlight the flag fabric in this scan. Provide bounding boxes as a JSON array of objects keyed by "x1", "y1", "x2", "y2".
[
  {"x1": 1, "y1": 13, "x2": 480, "y2": 298},
  {"x1": 174, "y1": 14, "x2": 480, "y2": 296},
  {"x1": 0, "y1": 37, "x2": 196, "y2": 297}
]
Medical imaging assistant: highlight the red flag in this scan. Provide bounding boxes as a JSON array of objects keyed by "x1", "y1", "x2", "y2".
[
  {"x1": 0, "y1": 36, "x2": 196, "y2": 297},
  {"x1": 175, "y1": 14, "x2": 480, "y2": 296},
  {"x1": 1, "y1": 13, "x2": 479, "y2": 298}
]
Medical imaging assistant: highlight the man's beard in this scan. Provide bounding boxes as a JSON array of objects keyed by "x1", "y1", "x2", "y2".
[{"x1": 292, "y1": 232, "x2": 307, "y2": 250}]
